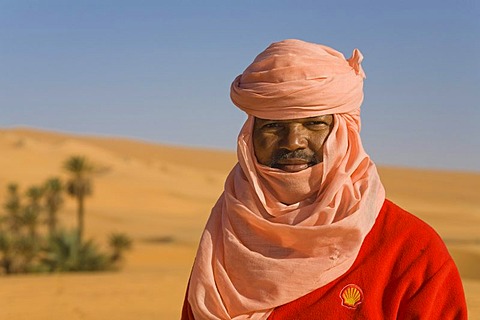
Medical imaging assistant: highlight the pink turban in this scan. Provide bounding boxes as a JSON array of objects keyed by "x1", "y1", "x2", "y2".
[{"x1": 230, "y1": 39, "x2": 365, "y2": 120}]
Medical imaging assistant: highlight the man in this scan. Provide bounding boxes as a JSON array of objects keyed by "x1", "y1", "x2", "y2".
[{"x1": 182, "y1": 39, "x2": 467, "y2": 319}]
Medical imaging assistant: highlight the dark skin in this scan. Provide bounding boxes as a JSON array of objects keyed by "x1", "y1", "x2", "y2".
[{"x1": 253, "y1": 115, "x2": 334, "y2": 172}]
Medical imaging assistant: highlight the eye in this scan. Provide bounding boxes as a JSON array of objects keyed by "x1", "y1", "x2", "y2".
[
  {"x1": 305, "y1": 121, "x2": 328, "y2": 128},
  {"x1": 262, "y1": 122, "x2": 283, "y2": 129}
]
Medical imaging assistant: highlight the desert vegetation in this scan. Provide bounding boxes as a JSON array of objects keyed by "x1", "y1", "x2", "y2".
[{"x1": 0, "y1": 155, "x2": 132, "y2": 275}]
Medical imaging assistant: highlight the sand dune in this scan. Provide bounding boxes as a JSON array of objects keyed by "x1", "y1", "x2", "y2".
[{"x1": 0, "y1": 127, "x2": 479, "y2": 319}]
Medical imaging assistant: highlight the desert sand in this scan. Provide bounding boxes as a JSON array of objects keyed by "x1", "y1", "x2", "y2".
[{"x1": 0, "y1": 127, "x2": 479, "y2": 319}]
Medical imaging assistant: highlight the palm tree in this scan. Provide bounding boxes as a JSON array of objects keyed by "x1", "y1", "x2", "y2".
[
  {"x1": 0, "y1": 232, "x2": 13, "y2": 274},
  {"x1": 13, "y1": 235, "x2": 38, "y2": 273},
  {"x1": 43, "y1": 178, "x2": 64, "y2": 237},
  {"x1": 108, "y1": 233, "x2": 133, "y2": 264},
  {"x1": 24, "y1": 186, "x2": 43, "y2": 240},
  {"x1": 3, "y1": 183, "x2": 22, "y2": 233},
  {"x1": 44, "y1": 229, "x2": 110, "y2": 272},
  {"x1": 64, "y1": 156, "x2": 93, "y2": 244}
]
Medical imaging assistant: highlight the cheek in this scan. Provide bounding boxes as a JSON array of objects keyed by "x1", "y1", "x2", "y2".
[
  {"x1": 253, "y1": 135, "x2": 277, "y2": 165},
  {"x1": 311, "y1": 131, "x2": 331, "y2": 160}
]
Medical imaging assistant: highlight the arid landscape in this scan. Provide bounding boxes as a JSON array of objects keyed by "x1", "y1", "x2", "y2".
[{"x1": 0, "y1": 128, "x2": 479, "y2": 319}]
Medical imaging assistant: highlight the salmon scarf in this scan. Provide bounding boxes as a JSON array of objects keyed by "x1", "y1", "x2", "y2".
[{"x1": 188, "y1": 39, "x2": 385, "y2": 319}]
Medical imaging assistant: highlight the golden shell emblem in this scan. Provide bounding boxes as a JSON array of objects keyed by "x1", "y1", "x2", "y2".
[{"x1": 340, "y1": 284, "x2": 363, "y2": 309}]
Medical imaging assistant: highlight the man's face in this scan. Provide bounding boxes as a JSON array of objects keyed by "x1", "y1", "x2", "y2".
[{"x1": 253, "y1": 115, "x2": 334, "y2": 172}]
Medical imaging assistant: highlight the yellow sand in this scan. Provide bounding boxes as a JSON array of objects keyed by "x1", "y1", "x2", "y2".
[{"x1": 0, "y1": 128, "x2": 479, "y2": 319}]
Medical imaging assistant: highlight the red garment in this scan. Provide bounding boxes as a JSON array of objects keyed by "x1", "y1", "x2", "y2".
[{"x1": 181, "y1": 200, "x2": 467, "y2": 319}]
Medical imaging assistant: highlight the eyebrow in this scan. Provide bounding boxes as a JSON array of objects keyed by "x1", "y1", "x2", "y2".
[{"x1": 256, "y1": 115, "x2": 332, "y2": 123}]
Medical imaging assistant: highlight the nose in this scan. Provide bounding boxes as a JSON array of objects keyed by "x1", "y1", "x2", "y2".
[{"x1": 279, "y1": 124, "x2": 308, "y2": 151}]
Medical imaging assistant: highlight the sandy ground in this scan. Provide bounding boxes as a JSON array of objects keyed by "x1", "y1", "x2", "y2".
[{"x1": 0, "y1": 128, "x2": 479, "y2": 319}]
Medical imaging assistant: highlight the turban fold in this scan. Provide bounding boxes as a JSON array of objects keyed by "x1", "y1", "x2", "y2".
[{"x1": 230, "y1": 39, "x2": 365, "y2": 120}]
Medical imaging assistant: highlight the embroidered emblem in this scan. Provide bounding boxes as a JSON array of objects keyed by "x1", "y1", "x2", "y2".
[{"x1": 340, "y1": 284, "x2": 363, "y2": 309}]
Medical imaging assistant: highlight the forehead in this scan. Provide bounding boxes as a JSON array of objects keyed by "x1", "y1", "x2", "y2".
[{"x1": 254, "y1": 114, "x2": 333, "y2": 125}]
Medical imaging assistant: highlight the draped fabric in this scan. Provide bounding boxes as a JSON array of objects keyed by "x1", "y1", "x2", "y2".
[
  {"x1": 230, "y1": 39, "x2": 365, "y2": 121},
  {"x1": 187, "y1": 39, "x2": 385, "y2": 319}
]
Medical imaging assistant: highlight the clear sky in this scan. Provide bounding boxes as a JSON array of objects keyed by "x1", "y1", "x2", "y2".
[{"x1": 1, "y1": 1, "x2": 479, "y2": 171}]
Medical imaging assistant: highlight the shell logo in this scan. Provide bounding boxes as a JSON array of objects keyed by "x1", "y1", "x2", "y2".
[{"x1": 339, "y1": 284, "x2": 363, "y2": 309}]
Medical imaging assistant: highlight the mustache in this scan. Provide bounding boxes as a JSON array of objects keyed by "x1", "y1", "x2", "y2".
[{"x1": 270, "y1": 150, "x2": 319, "y2": 166}]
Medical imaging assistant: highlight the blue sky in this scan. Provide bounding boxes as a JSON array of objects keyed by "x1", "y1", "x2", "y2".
[{"x1": 1, "y1": 1, "x2": 479, "y2": 171}]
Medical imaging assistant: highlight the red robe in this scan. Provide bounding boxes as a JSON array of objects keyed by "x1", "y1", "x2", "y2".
[{"x1": 182, "y1": 200, "x2": 467, "y2": 319}]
